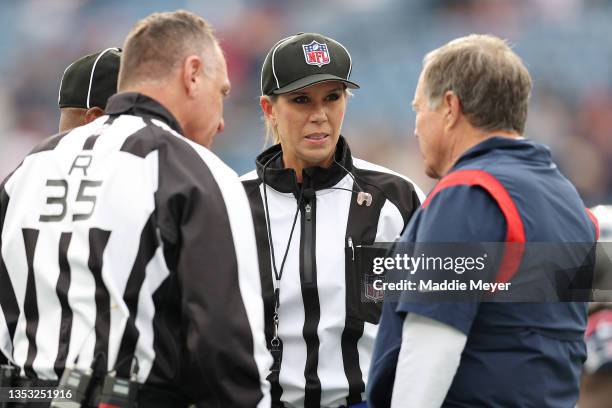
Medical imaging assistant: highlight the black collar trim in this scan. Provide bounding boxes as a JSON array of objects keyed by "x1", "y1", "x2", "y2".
[
  {"x1": 255, "y1": 136, "x2": 353, "y2": 194},
  {"x1": 105, "y1": 92, "x2": 184, "y2": 135}
]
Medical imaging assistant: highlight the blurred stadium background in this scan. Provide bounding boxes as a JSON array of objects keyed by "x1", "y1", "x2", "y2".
[{"x1": 1, "y1": 0, "x2": 611, "y2": 204}]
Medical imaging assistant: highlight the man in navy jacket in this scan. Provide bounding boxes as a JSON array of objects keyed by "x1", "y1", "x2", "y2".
[{"x1": 367, "y1": 34, "x2": 598, "y2": 408}]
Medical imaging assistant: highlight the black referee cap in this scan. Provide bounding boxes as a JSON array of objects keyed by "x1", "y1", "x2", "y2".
[
  {"x1": 58, "y1": 48, "x2": 121, "y2": 110},
  {"x1": 261, "y1": 33, "x2": 359, "y2": 95}
]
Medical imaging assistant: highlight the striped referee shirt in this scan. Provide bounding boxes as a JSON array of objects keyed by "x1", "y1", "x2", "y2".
[
  {"x1": 241, "y1": 137, "x2": 424, "y2": 408},
  {"x1": 0, "y1": 93, "x2": 271, "y2": 407}
]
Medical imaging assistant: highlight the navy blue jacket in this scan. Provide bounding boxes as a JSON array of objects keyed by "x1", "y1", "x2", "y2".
[{"x1": 367, "y1": 137, "x2": 598, "y2": 408}]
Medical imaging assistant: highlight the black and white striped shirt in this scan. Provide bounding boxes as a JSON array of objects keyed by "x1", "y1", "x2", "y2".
[
  {"x1": 0, "y1": 92, "x2": 271, "y2": 407},
  {"x1": 241, "y1": 138, "x2": 424, "y2": 408}
]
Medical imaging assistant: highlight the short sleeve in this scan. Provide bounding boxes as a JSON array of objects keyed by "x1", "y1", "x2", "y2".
[{"x1": 396, "y1": 185, "x2": 507, "y2": 335}]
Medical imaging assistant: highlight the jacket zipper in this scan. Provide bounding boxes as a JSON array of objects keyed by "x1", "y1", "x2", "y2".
[{"x1": 302, "y1": 200, "x2": 315, "y2": 285}]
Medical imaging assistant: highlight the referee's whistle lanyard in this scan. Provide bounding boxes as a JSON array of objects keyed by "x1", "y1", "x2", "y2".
[{"x1": 262, "y1": 151, "x2": 304, "y2": 372}]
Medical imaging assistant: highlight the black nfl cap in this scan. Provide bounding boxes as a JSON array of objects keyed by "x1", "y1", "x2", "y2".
[
  {"x1": 58, "y1": 47, "x2": 121, "y2": 110},
  {"x1": 261, "y1": 33, "x2": 359, "y2": 95}
]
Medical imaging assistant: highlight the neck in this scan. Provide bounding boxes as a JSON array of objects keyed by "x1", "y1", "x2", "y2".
[
  {"x1": 121, "y1": 83, "x2": 184, "y2": 128},
  {"x1": 282, "y1": 152, "x2": 335, "y2": 183},
  {"x1": 441, "y1": 127, "x2": 520, "y2": 177}
]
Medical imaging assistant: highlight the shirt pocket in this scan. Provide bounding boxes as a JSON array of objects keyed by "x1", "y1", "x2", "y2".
[{"x1": 345, "y1": 238, "x2": 389, "y2": 325}]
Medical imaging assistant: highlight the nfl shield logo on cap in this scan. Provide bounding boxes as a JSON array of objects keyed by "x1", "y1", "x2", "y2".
[{"x1": 302, "y1": 40, "x2": 330, "y2": 67}]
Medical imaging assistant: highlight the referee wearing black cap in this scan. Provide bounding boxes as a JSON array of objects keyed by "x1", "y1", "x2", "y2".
[
  {"x1": 57, "y1": 47, "x2": 121, "y2": 132},
  {"x1": 241, "y1": 32, "x2": 424, "y2": 408}
]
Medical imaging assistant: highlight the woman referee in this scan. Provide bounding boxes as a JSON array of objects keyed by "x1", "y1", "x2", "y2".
[{"x1": 241, "y1": 32, "x2": 424, "y2": 408}]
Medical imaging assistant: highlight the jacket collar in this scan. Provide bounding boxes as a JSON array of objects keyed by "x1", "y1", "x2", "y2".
[
  {"x1": 105, "y1": 92, "x2": 184, "y2": 135},
  {"x1": 453, "y1": 136, "x2": 553, "y2": 170},
  {"x1": 255, "y1": 136, "x2": 353, "y2": 194}
]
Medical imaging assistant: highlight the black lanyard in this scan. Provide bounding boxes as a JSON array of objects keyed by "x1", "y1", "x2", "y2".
[{"x1": 261, "y1": 153, "x2": 304, "y2": 354}]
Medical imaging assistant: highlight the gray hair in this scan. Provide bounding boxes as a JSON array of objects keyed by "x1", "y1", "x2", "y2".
[
  {"x1": 119, "y1": 10, "x2": 220, "y2": 89},
  {"x1": 422, "y1": 34, "x2": 532, "y2": 134}
]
